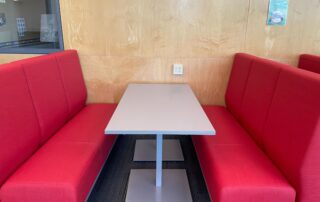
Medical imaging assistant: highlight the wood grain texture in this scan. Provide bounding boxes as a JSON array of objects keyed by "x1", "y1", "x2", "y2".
[
  {"x1": 1, "y1": 0, "x2": 320, "y2": 104},
  {"x1": 245, "y1": 0, "x2": 320, "y2": 60}
]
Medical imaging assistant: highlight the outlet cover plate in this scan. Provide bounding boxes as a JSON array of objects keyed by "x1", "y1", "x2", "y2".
[{"x1": 173, "y1": 64, "x2": 183, "y2": 75}]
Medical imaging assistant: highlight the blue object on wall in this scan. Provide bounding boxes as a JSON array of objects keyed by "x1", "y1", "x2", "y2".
[{"x1": 267, "y1": 0, "x2": 288, "y2": 26}]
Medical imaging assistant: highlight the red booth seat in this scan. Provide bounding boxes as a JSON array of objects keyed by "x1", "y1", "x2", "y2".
[
  {"x1": 298, "y1": 54, "x2": 320, "y2": 74},
  {"x1": 193, "y1": 53, "x2": 320, "y2": 202},
  {"x1": 0, "y1": 50, "x2": 117, "y2": 201}
]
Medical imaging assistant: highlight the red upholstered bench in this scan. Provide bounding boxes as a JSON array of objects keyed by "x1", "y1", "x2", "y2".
[
  {"x1": 298, "y1": 54, "x2": 320, "y2": 74},
  {"x1": 193, "y1": 53, "x2": 320, "y2": 202},
  {"x1": 0, "y1": 50, "x2": 117, "y2": 201}
]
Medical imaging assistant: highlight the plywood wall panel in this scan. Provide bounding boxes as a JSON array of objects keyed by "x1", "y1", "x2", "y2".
[
  {"x1": 108, "y1": 0, "x2": 143, "y2": 57},
  {"x1": 245, "y1": 0, "x2": 320, "y2": 61},
  {"x1": 1, "y1": 0, "x2": 320, "y2": 105},
  {"x1": 159, "y1": 57, "x2": 233, "y2": 105},
  {"x1": 79, "y1": 55, "x2": 114, "y2": 103},
  {"x1": 60, "y1": 0, "x2": 108, "y2": 55}
]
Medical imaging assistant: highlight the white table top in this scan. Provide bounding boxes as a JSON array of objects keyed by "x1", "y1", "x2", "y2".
[{"x1": 105, "y1": 84, "x2": 215, "y2": 135}]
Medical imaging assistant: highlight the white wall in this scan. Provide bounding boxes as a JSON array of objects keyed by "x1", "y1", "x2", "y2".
[
  {"x1": 0, "y1": 1, "x2": 19, "y2": 42},
  {"x1": 0, "y1": 0, "x2": 47, "y2": 43}
]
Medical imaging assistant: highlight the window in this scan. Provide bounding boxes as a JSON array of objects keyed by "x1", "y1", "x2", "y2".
[{"x1": 0, "y1": 0, "x2": 63, "y2": 54}]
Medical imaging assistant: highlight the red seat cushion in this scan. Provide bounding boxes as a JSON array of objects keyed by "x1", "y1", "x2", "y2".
[
  {"x1": 50, "y1": 103, "x2": 118, "y2": 158},
  {"x1": 262, "y1": 68, "x2": 320, "y2": 202},
  {"x1": 194, "y1": 144, "x2": 296, "y2": 202},
  {"x1": 194, "y1": 106, "x2": 254, "y2": 146},
  {"x1": 0, "y1": 141, "x2": 105, "y2": 202},
  {"x1": 298, "y1": 54, "x2": 320, "y2": 74},
  {"x1": 22, "y1": 55, "x2": 69, "y2": 144},
  {"x1": 53, "y1": 50, "x2": 87, "y2": 118},
  {"x1": 193, "y1": 105, "x2": 295, "y2": 202},
  {"x1": 0, "y1": 63, "x2": 41, "y2": 186}
]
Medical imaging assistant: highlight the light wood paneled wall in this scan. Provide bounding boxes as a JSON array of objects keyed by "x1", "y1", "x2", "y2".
[{"x1": 1, "y1": 0, "x2": 320, "y2": 104}]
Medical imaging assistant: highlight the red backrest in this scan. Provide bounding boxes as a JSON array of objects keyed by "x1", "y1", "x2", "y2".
[
  {"x1": 298, "y1": 54, "x2": 320, "y2": 74},
  {"x1": 226, "y1": 53, "x2": 284, "y2": 147},
  {"x1": 53, "y1": 50, "x2": 87, "y2": 118},
  {"x1": 262, "y1": 68, "x2": 320, "y2": 202},
  {"x1": 225, "y1": 53, "x2": 255, "y2": 120},
  {"x1": 0, "y1": 63, "x2": 41, "y2": 186},
  {"x1": 22, "y1": 55, "x2": 69, "y2": 144},
  {"x1": 240, "y1": 58, "x2": 284, "y2": 147},
  {"x1": 228, "y1": 53, "x2": 320, "y2": 201},
  {"x1": 0, "y1": 50, "x2": 87, "y2": 186}
]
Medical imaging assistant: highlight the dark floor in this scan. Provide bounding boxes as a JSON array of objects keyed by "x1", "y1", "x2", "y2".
[{"x1": 88, "y1": 135, "x2": 211, "y2": 202}]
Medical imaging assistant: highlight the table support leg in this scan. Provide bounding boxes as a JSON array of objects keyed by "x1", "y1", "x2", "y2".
[{"x1": 156, "y1": 134, "x2": 163, "y2": 187}]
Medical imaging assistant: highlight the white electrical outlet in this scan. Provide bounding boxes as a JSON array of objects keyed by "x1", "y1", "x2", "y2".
[{"x1": 173, "y1": 64, "x2": 183, "y2": 75}]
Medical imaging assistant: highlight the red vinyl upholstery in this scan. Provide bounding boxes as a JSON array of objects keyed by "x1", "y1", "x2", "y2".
[
  {"x1": 0, "y1": 104, "x2": 117, "y2": 202},
  {"x1": 54, "y1": 50, "x2": 87, "y2": 118},
  {"x1": 195, "y1": 53, "x2": 320, "y2": 202},
  {"x1": 226, "y1": 54, "x2": 289, "y2": 147},
  {"x1": 0, "y1": 141, "x2": 104, "y2": 202},
  {"x1": 50, "y1": 104, "x2": 117, "y2": 158},
  {"x1": 262, "y1": 68, "x2": 320, "y2": 202},
  {"x1": 298, "y1": 54, "x2": 320, "y2": 74},
  {"x1": 194, "y1": 143, "x2": 295, "y2": 202},
  {"x1": 240, "y1": 58, "x2": 284, "y2": 147},
  {"x1": 0, "y1": 50, "x2": 117, "y2": 202},
  {"x1": 193, "y1": 106, "x2": 254, "y2": 146},
  {"x1": 193, "y1": 106, "x2": 296, "y2": 202},
  {"x1": 0, "y1": 63, "x2": 41, "y2": 186},
  {"x1": 225, "y1": 53, "x2": 255, "y2": 121},
  {"x1": 22, "y1": 55, "x2": 69, "y2": 144}
]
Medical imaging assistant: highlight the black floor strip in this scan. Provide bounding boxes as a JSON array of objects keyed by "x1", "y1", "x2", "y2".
[{"x1": 88, "y1": 135, "x2": 210, "y2": 202}]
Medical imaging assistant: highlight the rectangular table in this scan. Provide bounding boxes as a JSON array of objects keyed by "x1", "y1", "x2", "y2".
[{"x1": 105, "y1": 84, "x2": 215, "y2": 201}]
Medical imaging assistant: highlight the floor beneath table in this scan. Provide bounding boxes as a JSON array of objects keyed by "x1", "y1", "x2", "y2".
[{"x1": 88, "y1": 135, "x2": 211, "y2": 202}]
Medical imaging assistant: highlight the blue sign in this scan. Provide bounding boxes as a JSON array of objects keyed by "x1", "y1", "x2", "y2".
[{"x1": 267, "y1": 0, "x2": 288, "y2": 26}]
